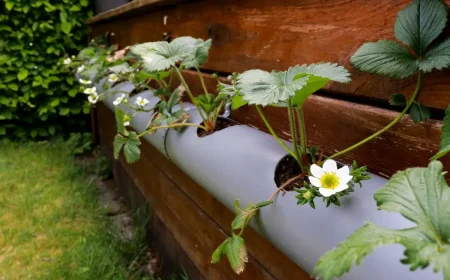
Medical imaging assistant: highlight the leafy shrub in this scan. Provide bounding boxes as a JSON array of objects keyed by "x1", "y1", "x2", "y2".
[{"x1": 0, "y1": 0, "x2": 93, "y2": 139}]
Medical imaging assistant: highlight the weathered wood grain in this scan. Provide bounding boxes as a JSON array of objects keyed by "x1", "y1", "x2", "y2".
[
  {"x1": 97, "y1": 103, "x2": 311, "y2": 280},
  {"x1": 111, "y1": 159, "x2": 206, "y2": 280},
  {"x1": 87, "y1": 0, "x2": 193, "y2": 24},
  {"x1": 89, "y1": 0, "x2": 450, "y2": 110}
]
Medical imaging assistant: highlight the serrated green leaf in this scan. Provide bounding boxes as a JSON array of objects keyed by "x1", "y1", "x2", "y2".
[
  {"x1": 231, "y1": 94, "x2": 248, "y2": 110},
  {"x1": 182, "y1": 39, "x2": 212, "y2": 69},
  {"x1": 237, "y1": 67, "x2": 308, "y2": 106},
  {"x1": 315, "y1": 161, "x2": 450, "y2": 280},
  {"x1": 113, "y1": 132, "x2": 141, "y2": 163},
  {"x1": 231, "y1": 204, "x2": 258, "y2": 231},
  {"x1": 225, "y1": 235, "x2": 248, "y2": 274},
  {"x1": 211, "y1": 237, "x2": 230, "y2": 264},
  {"x1": 409, "y1": 102, "x2": 430, "y2": 123},
  {"x1": 420, "y1": 38, "x2": 450, "y2": 72},
  {"x1": 291, "y1": 75, "x2": 329, "y2": 107},
  {"x1": 131, "y1": 36, "x2": 198, "y2": 71},
  {"x1": 300, "y1": 63, "x2": 351, "y2": 83},
  {"x1": 394, "y1": 0, "x2": 448, "y2": 56},
  {"x1": 17, "y1": 69, "x2": 28, "y2": 81},
  {"x1": 113, "y1": 134, "x2": 128, "y2": 159},
  {"x1": 351, "y1": 40, "x2": 418, "y2": 78},
  {"x1": 115, "y1": 107, "x2": 126, "y2": 135},
  {"x1": 389, "y1": 93, "x2": 407, "y2": 106},
  {"x1": 432, "y1": 104, "x2": 450, "y2": 160}
]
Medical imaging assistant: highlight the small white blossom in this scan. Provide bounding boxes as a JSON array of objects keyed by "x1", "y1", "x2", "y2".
[
  {"x1": 135, "y1": 96, "x2": 149, "y2": 108},
  {"x1": 124, "y1": 121, "x2": 130, "y2": 126},
  {"x1": 34, "y1": 66, "x2": 38, "y2": 69},
  {"x1": 308, "y1": 159, "x2": 352, "y2": 197},
  {"x1": 77, "y1": 65, "x2": 85, "y2": 73},
  {"x1": 79, "y1": 79, "x2": 92, "y2": 85},
  {"x1": 29, "y1": 42, "x2": 33, "y2": 46},
  {"x1": 84, "y1": 87, "x2": 97, "y2": 95},
  {"x1": 227, "y1": 75, "x2": 232, "y2": 80},
  {"x1": 108, "y1": 73, "x2": 119, "y2": 83},
  {"x1": 71, "y1": 55, "x2": 76, "y2": 59},
  {"x1": 88, "y1": 93, "x2": 99, "y2": 104},
  {"x1": 63, "y1": 57, "x2": 72, "y2": 65},
  {"x1": 113, "y1": 94, "x2": 127, "y2": 106}
]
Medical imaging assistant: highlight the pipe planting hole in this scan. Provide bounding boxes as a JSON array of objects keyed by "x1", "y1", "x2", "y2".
[
  {"x1": 274, "y1": 155, "x2": 303, "y2": 191},
  {"x1": 196, "y1": 117, "x2": 238, "y2": 138}
]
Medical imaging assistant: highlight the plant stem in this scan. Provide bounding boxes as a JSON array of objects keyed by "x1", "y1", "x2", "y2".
[
  {"x1": 196, "y1": 67, "x2": 210, "y2": 97},
  {"x1": 296, "y1": 106, "x2": 307, "y2": 156},
  {"x1": 256, "y1": 105, "x2": 297, "y2": 160},
  {"x1": 138, "y1": 123, "x2": 207, "y2": 138},
  {"x1": 268, "y1": 174, "x2": 305, "y2": 201},
  {"x1": 168, "y1": 68, "x2": 174, "y2": 87},
  {"x1": 173, "y1": 67, "x2": 207, "y2": 124},
  {"x1": 328, "y1": 71, "x2": 424, "y2": 160},
  {"x1": 212, "y1": 100, "x2": 225, "y2": 127},
  {"x1": 287, "y1": 100, "x2": 302, "y2": 166},
  {"x1": 161, "y1": 79, "x2": 168, "y2": 88}
]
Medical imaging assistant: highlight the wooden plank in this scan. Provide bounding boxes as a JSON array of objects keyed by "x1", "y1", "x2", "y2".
[
  {"x1": 173, "y1": 70, "x2": 445, "y2": 178},
  {"x1": 96, "y1": 103, "x2": 311, "y2": 279},
  {"x1": 87, "y1": 0, "x2": 193, "y2": 24},
  {"x1": 111, "y1": 159, "x2": 205, "y2": 280},
  {"x1": 89, "y1": 0, "x2": 450, "y2": 110}
]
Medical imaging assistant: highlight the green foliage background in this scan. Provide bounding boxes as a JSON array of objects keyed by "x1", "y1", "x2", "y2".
[{"x1": 0, "y1": 0, "x2": 92, "y2": 139}]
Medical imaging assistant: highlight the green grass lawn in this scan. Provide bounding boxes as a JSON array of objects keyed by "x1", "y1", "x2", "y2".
[{"x1": 0, "y1": 140, "x2": 151, "y2": 279}]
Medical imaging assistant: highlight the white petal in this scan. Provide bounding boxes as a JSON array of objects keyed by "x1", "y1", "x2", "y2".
[
  {"x1": 113, "y1": 100, "x2": 119, "y2": 106},
  {"x1": 334, "y1": 183, "x2": 349, "y2": 192},
  {"x1": 323, "y1": 160, "x2": 338, "y2": 172},
  {"x1": 319, "y1": 187, "x2": 336, "y2": 197},
  {"x1": 339, "y1": 174, "x2": 353, "y2": 185},
  {"x1": 309, "y1": 176, "x2": 322, "y2": 188},
  {"x1": 337, "y1": 165, "x2": 349, "y2": 176},
  {"x1": 310, "y1": 164, "x2": 324, "y2": 178}
]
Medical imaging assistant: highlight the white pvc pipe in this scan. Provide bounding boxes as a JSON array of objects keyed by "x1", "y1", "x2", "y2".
[{"x1": 102, "y1": 102, "x2": 440, "y2": 280}]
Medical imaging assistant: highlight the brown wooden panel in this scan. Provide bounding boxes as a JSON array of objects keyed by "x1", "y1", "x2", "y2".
[
  {"x1": 96, "y1": 103, "x2": 311, "y2": 280},
  {"x1": 173, "y1": 70, "x2": 445, "y2": 179},
  {"x1": 110, "y1": 159, "x2": 205, "y2": 280},
  {"x1": 89, "y1": 0, "x2": 450, "y2": 110},
  {"x1": 88, "y1": 0, "x2": 193, "y2": 24}
]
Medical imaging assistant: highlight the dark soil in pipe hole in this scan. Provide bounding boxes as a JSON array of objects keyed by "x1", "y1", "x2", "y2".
[
  {"x1": 197, "y1": 117, "x2": 238, "y2": 137},
  {"x1": 274, "y1": 155, "x2": 304, "y2": 191},
  {"x1": 274, "y1": 154, "x2": 345, "y2": 191}
]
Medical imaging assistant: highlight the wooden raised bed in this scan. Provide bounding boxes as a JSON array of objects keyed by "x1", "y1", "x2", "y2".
[{"x1": 89, "y1": 0, "x2": 450, "y2": 279}]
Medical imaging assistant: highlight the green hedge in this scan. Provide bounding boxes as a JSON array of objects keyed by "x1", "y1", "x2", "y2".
[{"x1": 0, "y1": 0, "x2": 92, "y2": 139}]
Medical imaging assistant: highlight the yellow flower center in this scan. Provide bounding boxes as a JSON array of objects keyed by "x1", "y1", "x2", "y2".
[{"x1": 320, "y1": 173, "x2": 340, "y2": 189}]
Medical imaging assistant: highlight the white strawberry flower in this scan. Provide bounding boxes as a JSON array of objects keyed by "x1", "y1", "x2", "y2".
[
  {"x1": 88, "y1": 93, "x2": 99, "y2": 104},
  {"x1": 108, "y1": 73, "x2": 119, "y2": 83},
  {"x1": 77, "y1": 65, "x2": 85, "y2": 73},
  {"x1": 308, "y1": 159, "x2": 352, "y2": 197},
  {"x1": 135, "y1": 96, "x2": 149, "y2": 108},
  {"x1": 113, "y1": 94, "x2": 127, "y2": 106},
  {"x1": 63, "y1": 57, "x2": 72, "y2": 65},
  {"x1": 79, "y1": 79, "x2": 92, "y2": 85},
  {"x1": 84, "y1": 87, "x2": 97, "y2": 95}
]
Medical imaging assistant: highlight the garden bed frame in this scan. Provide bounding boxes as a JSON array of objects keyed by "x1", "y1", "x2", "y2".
[{"x1": 90, "y1": 0, "x2": 450, "y2": 279}]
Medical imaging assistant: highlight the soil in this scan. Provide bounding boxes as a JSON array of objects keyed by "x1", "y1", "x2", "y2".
[
  {"x1": 197, "y1": 117, "x2": 238, "y2": 137},
  {"x1": 274, "y1": 155, "x2": 305, "y2": 191}
]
